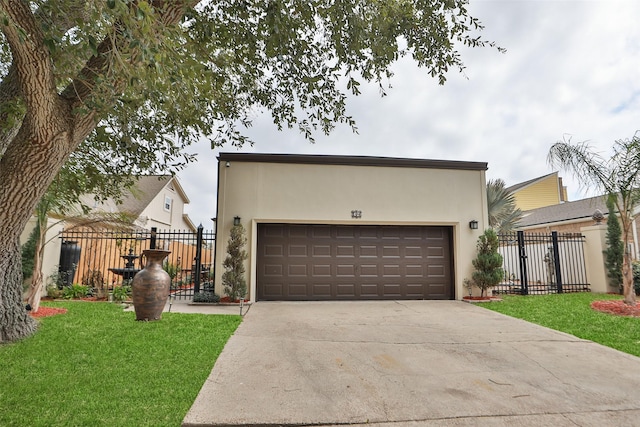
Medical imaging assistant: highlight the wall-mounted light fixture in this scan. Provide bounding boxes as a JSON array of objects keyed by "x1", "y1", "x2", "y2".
[
  {"x1": 225, "y1": 161, "x2": 231, "y2": 167},
  {"x1": 233, "y1": 216, "x2": 241, "y2": 226},
  {"x1": 351, "y1": 210, "x2": 362, "y2": 219},
  {"x1": 469, "y1": 220, "x2": 478, "y2": 230}
]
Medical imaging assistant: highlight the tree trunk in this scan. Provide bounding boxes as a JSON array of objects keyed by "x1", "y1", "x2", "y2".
[
  {"x1": 0, "y1": 239, "x2": 37, "y2": 343},
  {"x1": 0, "y1": 117, "x2": 74, "y2": 342},
  {"x1": 25, "y1": 223, "x2": 47, "y2": 313},
  {"x1": 621, "y1": 219, "x2": 637, "y2": 305}
]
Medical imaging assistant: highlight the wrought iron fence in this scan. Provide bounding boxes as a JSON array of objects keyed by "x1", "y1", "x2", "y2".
[
  {"x1": 495, "y1": 231, "x2": 590, "y2": 295},
  {"x1": 57, "y1": 226, "x2": 215, "y2": 300}
]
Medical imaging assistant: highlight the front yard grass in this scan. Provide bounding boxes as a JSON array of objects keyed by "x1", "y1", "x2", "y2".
[
  {"x1": 0, "y1": 301, "x2": 241, "y2": 427},
  {"x1": 480, "y1": 293, "x2": 640, "y2": 357}
]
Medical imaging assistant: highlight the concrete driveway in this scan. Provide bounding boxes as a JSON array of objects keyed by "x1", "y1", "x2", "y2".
[{"x1": 183, "y1": 301, "x2": 640, "y2": 426}]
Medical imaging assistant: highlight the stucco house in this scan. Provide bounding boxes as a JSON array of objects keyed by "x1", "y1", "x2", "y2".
[{"x1": 212, "y1": 153, "x2": 489, "y2": 302}]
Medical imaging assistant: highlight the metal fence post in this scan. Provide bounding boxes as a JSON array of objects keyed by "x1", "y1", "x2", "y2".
[
  {"x1": 193, "y1": 224, "x2": 204, "y2": 294},
  {"x1": 150, "y1": 227, "x2": 157, "y2": 250},
  {"x1": 517, "y1": 231, "x2": 529, "y2": 295},
  {"x1": 551, "y1": 231, "x2": 563, "y2": 293}
]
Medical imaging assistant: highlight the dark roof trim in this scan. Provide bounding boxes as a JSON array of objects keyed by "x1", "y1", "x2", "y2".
[{"x1": 218, "y1": 153, "x2": 488, "y2": 171}]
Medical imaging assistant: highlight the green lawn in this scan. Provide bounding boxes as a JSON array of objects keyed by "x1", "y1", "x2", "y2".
[
  {"x1": 0, "y1": 302, "x2": 241, "y2": 427},
  {"x1": 480, "y1": 293, "x2": 640, "y2": 357}
]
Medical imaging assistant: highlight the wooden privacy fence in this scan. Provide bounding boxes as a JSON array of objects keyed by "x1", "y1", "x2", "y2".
[
  {"x1": 495, "y1": 231, "x2": 590, "y2": 295},
  {"x1": 57, "y1": 226, "x2": 215, "y2": 299}
]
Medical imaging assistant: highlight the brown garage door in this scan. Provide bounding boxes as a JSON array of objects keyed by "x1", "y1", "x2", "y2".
[{"x1": 257, "y1": 224, "x2": 453, "y2": 301}]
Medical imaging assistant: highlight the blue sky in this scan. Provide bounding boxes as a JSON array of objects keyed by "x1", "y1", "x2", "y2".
[{"x1": 178, "y1": 0, "x2": 640, "y2": 227}]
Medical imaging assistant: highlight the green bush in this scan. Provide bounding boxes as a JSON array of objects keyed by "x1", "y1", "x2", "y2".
[
  {"x1": 632, "y1": 261, "x2": 640, "y2": 296},
  {"x1": 62, "y1": 284, "x2": 89, "y2": 299},
  {"x1": 46, "y1": 285, "x2": 62, "y2": 299},
  {"x1": 193, "y1": 291, "x2": 220, "y2": 303},
  {"x1": 469, "y1": 229, "x2": 504, "y2": 297},
  {"x1": 111, "y1": 285, "x2": 131, "y2": 302}
]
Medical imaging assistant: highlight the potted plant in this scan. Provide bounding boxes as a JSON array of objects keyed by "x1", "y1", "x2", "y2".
[{"x1": 465, "y1": 229, "x2": 504, "y2": 300}]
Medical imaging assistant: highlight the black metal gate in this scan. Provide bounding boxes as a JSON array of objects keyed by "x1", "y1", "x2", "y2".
[
  {"x1": 58, "y1": 225, "x2": 215, "y2": 300},
  {"x1": 495, "y1": 231, "x2": 590, "y2": 295}
]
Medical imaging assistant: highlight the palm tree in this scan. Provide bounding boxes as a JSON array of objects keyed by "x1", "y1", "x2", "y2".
[
  {"x1": 487, "y1": 179, "x2": 523, "y2": 234},
  {"x1": 548, "y1": 135, "x2": 640, "y2": 305}
]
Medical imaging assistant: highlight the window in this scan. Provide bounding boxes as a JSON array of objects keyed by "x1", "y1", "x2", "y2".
[{"x1": 164, "y1": 196, "x2": 172, "y2": 212}]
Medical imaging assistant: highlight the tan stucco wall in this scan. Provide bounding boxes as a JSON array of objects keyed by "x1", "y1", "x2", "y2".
[
  {"x1": 214, "y1": 157, "x2": 488, "y2": 302},
  {"x1": 581, "y1": 224, "x2": 612, "y2": 293}
]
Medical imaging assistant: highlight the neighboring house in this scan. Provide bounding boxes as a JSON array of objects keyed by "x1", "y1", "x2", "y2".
[
  {"x1": 506, "y1": 172, "x2": 568, "y2": 211},
  {"x1": 86, "y1": 175, "x2": 196, "y2": 232},
  {"x1": 213, "y1": 153, "x2": 489, "y2": 302},
  {"x1": 517, "y1": 194, "x2": 640, "y2": 261},
  {"x1": 22, "y1": 175, "x2": 196, "y2": 292}
]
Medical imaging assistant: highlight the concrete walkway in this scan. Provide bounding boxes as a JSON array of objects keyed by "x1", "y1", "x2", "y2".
[{"x1": 182, "y1": 300, "x2": 640, "y2": 426}]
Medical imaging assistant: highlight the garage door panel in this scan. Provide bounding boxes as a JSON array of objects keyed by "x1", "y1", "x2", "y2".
[
  {"x1": 312, "y1": 226, "x2": 332, "y2": 238},
  {"x1": 382, "y1": 283, "x2": 402, "y2": 297},
  {"x1": 382, "y1": 246, "x2": 401, "y2": 258},
  {"x1": 360, "y1": 283, "x2": 379, "y2": 297},
  {"x1": 337, "y1": 245, "x2": 355, "y2": 257},
  {"x1": 288, "y1": 265, "x2": 308, "y2": 276},
  {"x1": 405, "y1": 264, "x2": 424, "y2": 277},
  {"x1": 427, "y1": 264, "x2": 446, "y2": 277},
  {"x1": 360, "y1": 264, "x2": 378, "y2": 276},
  {"x1": 311, "y1": 283, "x2": 332, "y2": 298},
  {"x1": 312, "y1": 265, "x2": 331, "y2": 277},
  {"x1": 427, "y1": 246, "x2": 445, "y2": 258},
  {"x1": 263, "y1": 264, "x2": 283, "y2": 276},
  {"x1": 312, "y1": 245, "x2": 331, "y2": 257},
  {"x1": 383, "y1": 265, "x2": 401, "y2": 277},
  {"x1": 337, "y1": 264, "x2": 356, "y2": 277},
  {"x1": 288, "y1": 245, "x2": 307, "y2": 257},
  {"x1": 288, "y1": 225, "x2": 309, "y2": 237},
  {"x1": 262, "y1": 283, "x2": 283, "y2": 298},
  {"x1": 288, "y1": 283, "x2": 309, "y2": 297},
  {"x1": 405, "y1": 246, "x2": 423, "y2": 258},
  {"x1": 360, "y1": 246, "x2": 378, "y2": 257},
  {"x1": 257, "y1": 224, "x2": 452, "y2": 301},
  {"x1": 336, "y1": 284, "x2": 356, "y2": 297},
  {"x1": 264, "y1": 245, "x2": 284, "y2": 257}
]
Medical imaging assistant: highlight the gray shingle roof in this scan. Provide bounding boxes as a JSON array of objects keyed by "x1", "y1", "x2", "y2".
[
  {"x1": 118, "y1": 175, "x2": 172, "y2": 216},
  {"x1": 517, "y1": 194, "x2": 607, "y2": 228}
]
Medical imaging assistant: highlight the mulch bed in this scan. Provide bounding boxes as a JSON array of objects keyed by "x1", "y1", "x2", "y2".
[
  {"x1": 591, "y1": 300, "x2": 640, "y2": 317},
  {"x1": 29, "y1": 307, "x2": 68, "y2": 318}
]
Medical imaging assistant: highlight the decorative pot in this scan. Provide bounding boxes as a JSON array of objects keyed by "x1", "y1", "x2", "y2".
[{"x1": 132, "y1": 249, "x2": 171, "y2": 321}]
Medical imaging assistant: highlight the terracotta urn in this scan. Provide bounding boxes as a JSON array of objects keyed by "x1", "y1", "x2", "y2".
[{"x1": 132, "y1": 249, "x2": 171, "y2": 321}]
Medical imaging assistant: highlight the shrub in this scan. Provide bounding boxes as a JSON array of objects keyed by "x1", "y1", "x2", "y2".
[
  {"x1": 62, "y1": 284, "x2": 89, "y2": 299},
  {"x1": 46, "y1": 285, "x2": 62, "y2": 299},
  {"x1": 632, "y1": 261, "x2": 640, "y2": 296},
  {"x1": 193, "y1": 292, "x2": 220, "y2": 303},
  {"x1": 604, "y1": 196, "x2": 624, "y2": 291},
  {"x1": 111, "y1": 285, "x2": 131, "y2": 303},
  {"x1": 222, "y1": 224, "x2": 248, "y2": 302},
  {"x1": 469, "y1": 229, "x2": 504, "y2": 297}
]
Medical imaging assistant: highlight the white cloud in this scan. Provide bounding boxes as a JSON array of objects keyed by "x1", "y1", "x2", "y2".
[{"x1": 178, "y1": 0, "x2": 640, "y2": 226}]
